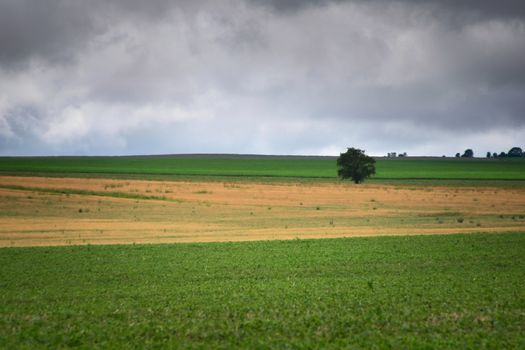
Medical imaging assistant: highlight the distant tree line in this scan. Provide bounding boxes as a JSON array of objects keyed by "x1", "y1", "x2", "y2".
[
  {"x1": 386, "y1": 152, "x2": 407, "y2": 158},
  {"x1": 455, "y1": 147, "x2": 524, "y2": 158}
]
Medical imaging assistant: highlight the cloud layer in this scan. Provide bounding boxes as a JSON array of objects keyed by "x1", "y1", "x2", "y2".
[{"x1": 1, "y1": 0, "x2": 524, "y2": 156}]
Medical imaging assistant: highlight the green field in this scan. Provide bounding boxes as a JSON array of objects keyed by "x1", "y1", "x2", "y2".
[
  {"x1": 1, "y1": 155, "x2": 525, "y2": 181},
  {"x1": 1, "y1": 233, "x2": 524, "y2": 349},
  {"x1": 0, "y1": 155, "x2": 334, "y2": 178}
]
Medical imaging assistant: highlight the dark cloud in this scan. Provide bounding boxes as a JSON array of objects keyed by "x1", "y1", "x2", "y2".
[
  {"x1": 397, "y1": 0, "x2": 525, "y2": 20},
  {"x1": 0, "y1": 0, "x2": 93, "y2": 67},
  {"x1": 251, "y1": 0, "x2": 525, "y2": 19},
  {"x1": 0, "y1": 0, "x2": 201, "y2": 68},
  {"x1": 0, "y1": 0, "x2": 524, "y2": 156},
  {"x1": 248, "y1": 0, "x2": 337, "y2": 13}
]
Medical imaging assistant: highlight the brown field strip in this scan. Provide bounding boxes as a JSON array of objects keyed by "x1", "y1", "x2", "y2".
[{"x1": 0, "y1": 175, "x2": 524, "y2": 247}]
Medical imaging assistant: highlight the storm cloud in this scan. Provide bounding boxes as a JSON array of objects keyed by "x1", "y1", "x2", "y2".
[{"x1": 1, "y1": 0, "x2": 524, "y2": 156}]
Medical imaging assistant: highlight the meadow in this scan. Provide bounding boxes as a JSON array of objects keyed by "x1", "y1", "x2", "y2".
[
  {"x1": 1, "y1": 155, "x2": 525, "y2": 181},
  {"x1": 1, "y1": 233, "x2": 524, "y2": 348}
]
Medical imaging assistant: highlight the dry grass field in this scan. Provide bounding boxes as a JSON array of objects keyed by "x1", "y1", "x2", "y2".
[{"x1": 1, "y1": 175, "x2": 524, "y2": 247}]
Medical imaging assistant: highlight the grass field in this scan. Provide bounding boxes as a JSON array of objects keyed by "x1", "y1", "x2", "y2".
[
  {"x1": 2, "y1": 155, "x2": 525, "y2": 181},
  {"x1": 1, "y1": 233, "x2": 524, "y2": 348}
]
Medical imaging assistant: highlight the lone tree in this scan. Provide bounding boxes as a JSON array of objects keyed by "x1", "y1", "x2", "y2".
[{"x1": 337, "y1": 148, "x2": 376, "y2": 184}]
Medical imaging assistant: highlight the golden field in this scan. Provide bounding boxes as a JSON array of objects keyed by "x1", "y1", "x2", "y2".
[{"x1": 1, "y1": 175, "x2": 524, "y2": 246}]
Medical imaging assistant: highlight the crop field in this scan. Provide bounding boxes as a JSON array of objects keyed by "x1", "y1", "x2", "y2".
[
  {"x1": 1, "y1": 233, "x2": 524, "y2": 348},
  {"x1": 2, "y1": 155, "x2": 525, "y2": 181},
  {"x1": 0, "y1": 156, "x2": 524, "y2": 348}
]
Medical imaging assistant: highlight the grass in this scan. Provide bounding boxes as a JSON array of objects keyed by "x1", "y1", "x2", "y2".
[
  {"x1": 1, "y1": 155, "x2": 525, "y2": 182},
  {"x1": 0, "y1": 184, "x2": 178, "y2": 203},
  {"x1": 1, "y1": 232, "x2": 524, "y2": 348}
]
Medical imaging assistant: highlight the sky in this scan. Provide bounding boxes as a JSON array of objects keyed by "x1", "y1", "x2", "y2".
[{"x1": 0, "y1": 0, "x2": 524, "y2": 157}]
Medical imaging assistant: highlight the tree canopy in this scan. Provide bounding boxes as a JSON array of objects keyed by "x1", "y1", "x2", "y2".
[
  {"x1": 337, "y1": 148, "x2": 376, "y2": 184},
  {"x1": 508, "y1": 147, "x2": 523, "y2": 157},
  {"x1": 461, "y1": 149, "x2": 474, "y2": 158}
]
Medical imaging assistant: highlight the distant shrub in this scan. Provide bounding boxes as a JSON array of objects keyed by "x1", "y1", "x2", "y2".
[
  {"x1": 461, "y1": 149, "x2": 474, "y2": 158},
  {"x1": 193, "y1": 190, "x2": 211, "y2": 194},
  {"x1": 508, "y1": 147, "x2": 523, "y2": 157}
]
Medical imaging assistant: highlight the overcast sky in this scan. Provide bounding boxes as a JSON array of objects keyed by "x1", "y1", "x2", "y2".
[{"x1": 0, "y1": 0, "x2": 524, "y2": 156}]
